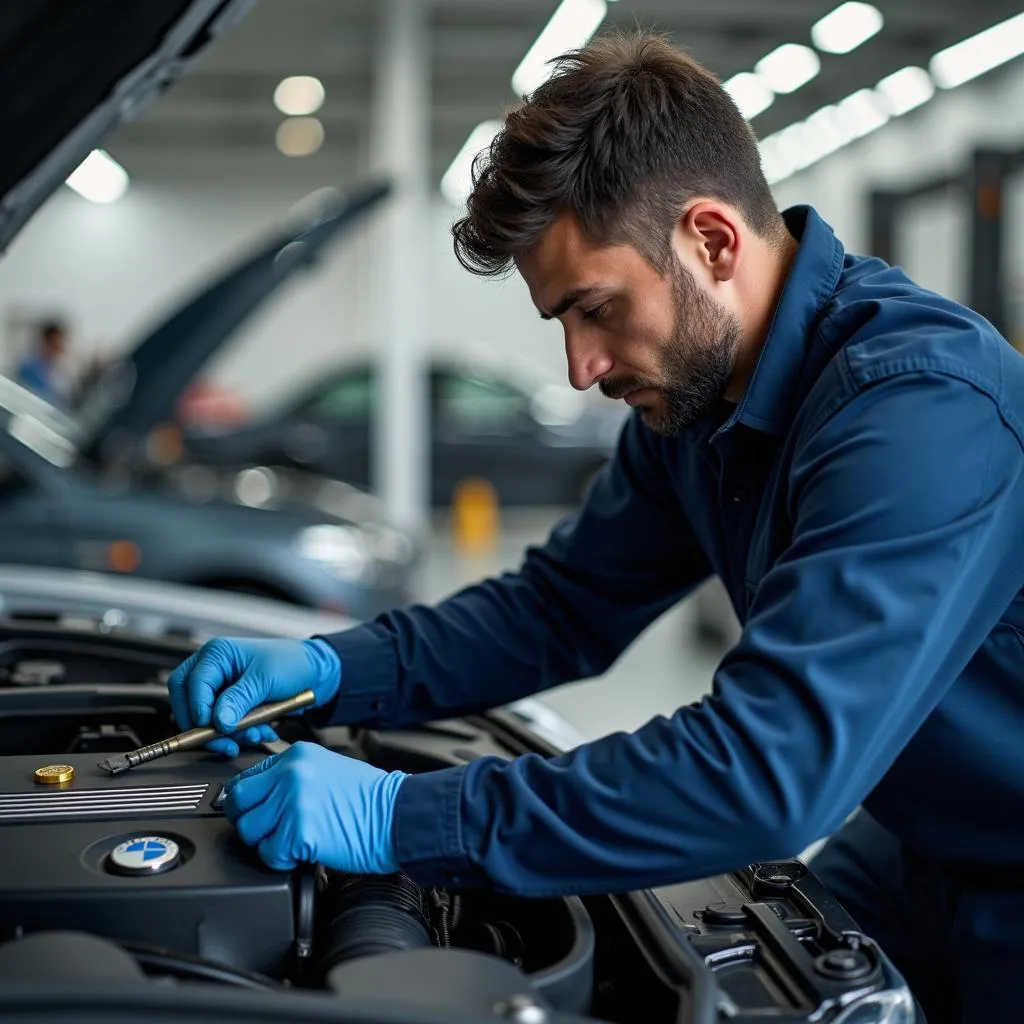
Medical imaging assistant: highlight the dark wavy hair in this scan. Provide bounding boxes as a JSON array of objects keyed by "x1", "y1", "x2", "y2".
[{"x1": 452, "y1": 31, "x2": 784, "y2": 278}]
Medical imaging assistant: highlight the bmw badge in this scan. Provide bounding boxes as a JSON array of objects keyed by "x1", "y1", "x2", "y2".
[{"x1": 108, "y1": 835, "x2": 181, "y2": 876}]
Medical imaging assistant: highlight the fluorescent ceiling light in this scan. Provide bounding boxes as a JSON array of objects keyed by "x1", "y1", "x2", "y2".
[
  {"x1": 762, "y1": 86, "x2": 890, "y2": 186},
  {"x1": 65, "y1": 149, "x2": 128, "y2": 203},
  {"x1": 275, "y1": 117, "x2": 325, "y2": 157},
  {"x1": 759, "y1": 132, "x2": 797, "y2": 185},
  {"x1": 512, "y1": 0, "x2": 607, "y2": 97},
  {"x1": 723, "y1": 72, "x2": 774, "y2": 119},
  {"x1": 440, "y1": 119, "x2": 503, "y2": 208},
  {"x1": 755, "y1": 43, "x2": 821, "y2": 94},
  {"x1": 804, "y1": 104, "x2": 857, "y2": 154},
  {"x1": 273, "y1": 75, "x2": 325, "y2": 116},
  {"x1": 775, "y1": 122, "x2": 819, "y2": 173},
  {"x1": 875, "y1": 66, "x2": 935, "y2": 116},
  {"x1": 811, "y1": 2, "x2": 884, "y2": 55},
  {"x1": 930, "y1": 12, "x2": 1024, "y2": 90},
  {"x1": 835, "y1": 87, "x2": 889, "y2": 137}
]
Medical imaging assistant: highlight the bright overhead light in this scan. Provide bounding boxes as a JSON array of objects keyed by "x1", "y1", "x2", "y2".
[
  {"x1": 803, "y1": 104, "x2": 857, "y2": 155},
  {"x1": 512, "y1": 0, "x2": 607, "y2": 97},
  {"x1": 759, "y1": 132, "x2": 797, "y2": 185},
  {"x1": 761, "y1": 86, "x2": 891, "y2": 186},
  {"x1": 723, "y1": 72, "x2": 774, "y2": 119},
  {"x1": 875, "y1": 66, "x2": 935, "y2": 116},
  {"x1": 273, "y1": 75, "x2": 325, "y2": 116},
  {"x1": 835, "y1": 87, "x2": 889, "y2": 137},
  {"x1": 441, "y1": 119, "x2": 502, "y2": 207},
  {"x1": 929, "y1": 12, "x2": 1024, "y2": 90},
  {"x1": 65, "y1": 149, "x2": 128, "y2": 204},
  {"x1": 811, "y1": 2, "x2": 884, "y2": 55},
  {"x1": 775, "y1": 122, "x2": 820, "y2": 174},
  {"x1": 275, "y1": 117, "x2": 325, "y2": 157},
  {"x1": 755, "y1": 43, "x2": 821, "y2": 94}
]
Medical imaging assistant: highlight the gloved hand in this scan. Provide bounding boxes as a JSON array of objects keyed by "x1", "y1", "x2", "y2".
[
  {"x1": 222, "y1": 741, "x2": 407, "y2": 874},
  {"x1": 167, "y1": 638, "x2": 341, "y2": 757}
]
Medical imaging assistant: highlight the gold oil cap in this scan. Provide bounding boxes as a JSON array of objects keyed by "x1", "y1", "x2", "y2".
[{"x1": 34, "y1": 764, "x2": 75, "y2": 785}]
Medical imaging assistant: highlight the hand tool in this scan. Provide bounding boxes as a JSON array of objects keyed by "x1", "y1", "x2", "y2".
[{"x1": 96, "y1": 689, "x2": 316, "y2": 775}]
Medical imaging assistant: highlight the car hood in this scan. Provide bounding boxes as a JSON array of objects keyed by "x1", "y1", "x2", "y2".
[
  {"x1": 0, "y1": 564, "x2": 582, "y2": 749},
  {"x1": 75, "y1": 179, "x2": 391, "y2": 464},
  {"x1": 0, "y1": 0, "x2": 256, "y2": 256},
  {"x1": 0, "y1": 564, "x2": 355, "y2": 641}
]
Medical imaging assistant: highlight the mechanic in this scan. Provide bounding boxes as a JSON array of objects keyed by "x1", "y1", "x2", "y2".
[
  {"x1": 170, "y1": 32, "x2": 1024, "y2": 1023},
  {"x1": 15, "y1": 318, "x2": 71, "y2": 406}
]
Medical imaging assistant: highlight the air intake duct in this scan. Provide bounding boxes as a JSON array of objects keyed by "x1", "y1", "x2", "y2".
[{"x1": 316, "y1": 872, "x2": 432, "y2": 979}]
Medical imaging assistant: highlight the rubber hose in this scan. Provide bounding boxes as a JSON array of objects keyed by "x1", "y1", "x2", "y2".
[{"x1": 316, "y1": 872, "x2": 431, "y2": 978}]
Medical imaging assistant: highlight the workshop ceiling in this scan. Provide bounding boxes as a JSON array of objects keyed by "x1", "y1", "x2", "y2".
[{"x1": 109, "y1": 0, "x2": 1024, "y2": 188}]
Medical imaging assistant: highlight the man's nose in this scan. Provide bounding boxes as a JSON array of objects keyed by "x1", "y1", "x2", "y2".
[{"x1": 565, "y1": 331, "x2": 613, "y2": 392}]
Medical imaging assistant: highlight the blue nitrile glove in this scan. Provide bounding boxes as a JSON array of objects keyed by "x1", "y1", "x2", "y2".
[
  {"x1": 222, "y1": 741, "x2": 407, "y2": 874},
  {"x1": 167, "y1": 638, "x2": 341, "y2": 757}
]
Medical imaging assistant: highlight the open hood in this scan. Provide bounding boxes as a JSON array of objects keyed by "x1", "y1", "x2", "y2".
[
  {"x1": 0, "y1": 0, "x2": 256, "y2": 255},
  {"x1": 76, "y1": 180, "x2": 392, "y2": 464}
]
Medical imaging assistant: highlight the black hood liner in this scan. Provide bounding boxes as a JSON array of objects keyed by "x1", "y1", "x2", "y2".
[{"x1": 0, "y1": 0, "x2": 253, "y2": 253}]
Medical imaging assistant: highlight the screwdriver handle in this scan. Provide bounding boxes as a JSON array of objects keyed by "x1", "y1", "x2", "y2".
[
  {"x1": 176, "y1": 688, "x2": 317, "y2": 751},
  {"x1": 121, "y1": 689, "x2": 317, "y2": 770}
]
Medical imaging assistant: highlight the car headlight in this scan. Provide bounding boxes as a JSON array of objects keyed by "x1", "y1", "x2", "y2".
[{"x1": 295, "y1": 525, "x2": 372, "y2": 583}]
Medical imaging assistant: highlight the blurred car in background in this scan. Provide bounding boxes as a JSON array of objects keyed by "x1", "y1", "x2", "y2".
[
  {"x1": 0, "y1": 185, "x2": 417, "y2": 619},
  {"x1": 184, "y1": 357, "x2": 627, "y2": 507},
  {"x1": 0, "y1": 370, "x2": 414, "y2": 619}
]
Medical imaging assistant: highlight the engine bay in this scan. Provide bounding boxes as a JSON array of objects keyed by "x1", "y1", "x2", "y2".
[
  {"x1": 0, "y1": 619, "x2": 598, "y2": 1013},
  {"x1": 0, "y1": 617, "x2": 913, "y2": 1023}
]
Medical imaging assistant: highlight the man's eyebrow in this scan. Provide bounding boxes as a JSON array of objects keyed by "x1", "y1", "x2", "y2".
[{"x1": 537, "y1": 286, "x2": 604, "y2": 320}]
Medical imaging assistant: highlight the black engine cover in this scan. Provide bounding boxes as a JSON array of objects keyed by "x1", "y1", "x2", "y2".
[{"x1": 0, "y1": 752, "x2": 295, "y2": 976}]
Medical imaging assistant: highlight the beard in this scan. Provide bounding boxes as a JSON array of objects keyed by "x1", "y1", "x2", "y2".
[{"x1": 599, "y1": 259, "x2": 741, "y2": 436}]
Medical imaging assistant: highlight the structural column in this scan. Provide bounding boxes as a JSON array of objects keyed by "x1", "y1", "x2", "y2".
[
  {"x1": 369, "y1": 0, "x2": 430, "y2": 532},
  {"x1": 968, "y1": 148, "x2": 1009, "y2": 338}
]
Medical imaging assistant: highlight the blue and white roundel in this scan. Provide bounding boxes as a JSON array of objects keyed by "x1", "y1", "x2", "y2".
[{"x1": 109, "y1": 835, "x2": 180, "y2": 875}]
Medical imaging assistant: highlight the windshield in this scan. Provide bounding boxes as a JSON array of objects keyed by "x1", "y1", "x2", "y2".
[{"x1": 257, "y1": 359, "x2": 587, "y2": 429}]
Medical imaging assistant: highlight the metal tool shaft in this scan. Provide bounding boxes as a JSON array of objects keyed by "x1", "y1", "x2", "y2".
[{"x1": 120, "y1": 689, "x2": 316, "y2": 771}]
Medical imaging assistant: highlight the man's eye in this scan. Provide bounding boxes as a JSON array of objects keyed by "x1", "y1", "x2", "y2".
[{"x1": 581, "y1": 302, "x2": 609, "y2": 321}]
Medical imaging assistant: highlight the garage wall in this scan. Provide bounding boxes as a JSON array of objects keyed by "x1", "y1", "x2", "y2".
[{"x1": 771, "y1": 58, "x2": 1024, "y2": 296}]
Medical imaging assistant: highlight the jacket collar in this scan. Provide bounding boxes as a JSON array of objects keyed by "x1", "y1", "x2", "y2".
[{"x1": 713, "y1": 205, "x2": 845, "y2": 441}]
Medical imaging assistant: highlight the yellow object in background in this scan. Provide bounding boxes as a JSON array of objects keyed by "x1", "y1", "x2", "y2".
[{"x1": 451, "y1": 478, "x2": 500, "y2": 555}]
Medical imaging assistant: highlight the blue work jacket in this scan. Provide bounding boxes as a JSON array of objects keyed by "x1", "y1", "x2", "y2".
[{"x1": 319, "y1": 206, "x2": 1024, "y2": 897}]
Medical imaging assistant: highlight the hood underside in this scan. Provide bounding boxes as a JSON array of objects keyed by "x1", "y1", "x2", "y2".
[
  {"x1": 0, "y1": 0, "x2": 256, "y2": 256},
  {"x1": 75, "y1": 180, "x2": 391, "y2": 461}
]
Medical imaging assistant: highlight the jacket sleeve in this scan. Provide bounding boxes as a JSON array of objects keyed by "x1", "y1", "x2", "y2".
[
  {"x1": 312, "y1": 412, "x2": 713, "y2": 728},
  {"x1": 392, "y1": 371, "x2": 1024, "y2": 895}
]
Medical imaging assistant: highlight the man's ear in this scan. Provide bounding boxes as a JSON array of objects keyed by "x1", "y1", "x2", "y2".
[{"x1": 679, "y1": 202, "x2": 739, "y2": 283}]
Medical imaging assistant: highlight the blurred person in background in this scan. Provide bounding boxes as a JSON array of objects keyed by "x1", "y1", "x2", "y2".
[
  {"x1": 168, "y1": 31, "x2": 1024, "y2": 1023},
  {"x1": 16, "y1": 318, "x2": 73, "y2": 405}
]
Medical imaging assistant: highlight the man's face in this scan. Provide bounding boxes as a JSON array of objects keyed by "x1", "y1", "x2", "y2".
[{"x1": 517, "y1": 213, "x2": 741, "y2": 435}]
